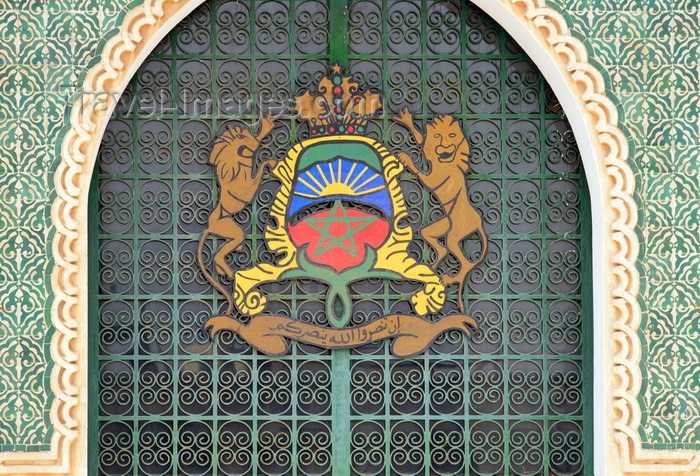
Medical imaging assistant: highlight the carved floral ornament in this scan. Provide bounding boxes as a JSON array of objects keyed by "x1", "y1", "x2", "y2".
[{"x1": 6, "y1": 0, "x2": 687, "y2": 474}]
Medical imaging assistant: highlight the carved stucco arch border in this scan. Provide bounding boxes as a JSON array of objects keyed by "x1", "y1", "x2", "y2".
[
  {"x1": 6, "y1": 0, "x2": 691, "y2": 474},
  {"x1": 476, "y1": 3, "x2": 700, "y2": 474},
  {"x1": 0, "y1": 2, "x2": 200, "y2": 474}
]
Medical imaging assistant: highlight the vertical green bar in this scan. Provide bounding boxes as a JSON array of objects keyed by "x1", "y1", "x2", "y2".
[
  {"x1": 87, "y1": 172, "x2": 99, "y2": 472},
  {"x1": 328, "y1": 2, "x2": 351, "y2": 474},
  {"x1": 579, "y1": 165, "x2": 595, "y2": 473},
  {"x1": 329, "y1": 0, "x2": 349, "y2": 66},
  {"x1": 331, "y1": 351, "x2": 351, "y2": 476}
]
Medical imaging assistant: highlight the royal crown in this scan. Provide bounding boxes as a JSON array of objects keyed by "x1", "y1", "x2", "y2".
[{"x1": 294, "y1": 64, "x2": 382, "y2": 136}]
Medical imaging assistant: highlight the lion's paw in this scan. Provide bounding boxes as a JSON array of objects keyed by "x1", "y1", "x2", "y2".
[
  {"x1": 411, "y1": 282, "x2": 445, "y2": 315},
  {"x1": 234, "y1": 290, "x2": 266, "y2": 316}
]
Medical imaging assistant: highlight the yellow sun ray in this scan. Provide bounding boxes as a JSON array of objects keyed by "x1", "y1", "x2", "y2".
[
  {"x1": 355, "y1": 171, "x2": 381, "y2": 191},
  {"x1": 294, "y1": 160, "x2": 385, "y2": 199},
  {"x1": 305, "y1": 168, "x2": 326, "y2": 191},
  {"x1": 347, "y1": 165, "x2": 369, "y2": 189},
  {"x1": 329, "y1": 161, "x2": 336, "y2": 183},
  {"x1": 345, "y1": 162, "x2": 358, "y2": 186},
  {"x1": 297, "y1": 176, "x2": 323, "y2": 195},
  {"x1": 315, "y1": 164, "x2": 330, "y2": 186},
  {"x1": 356, "y1": 184, "x2": 385, "y2": 195},
  {"x1": 293, "y1": 191, "x2": 326, "y2": 198}
]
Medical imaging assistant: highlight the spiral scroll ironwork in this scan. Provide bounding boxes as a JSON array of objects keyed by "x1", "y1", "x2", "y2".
[{"x1": 94, "y1": 0, "x2": 590, "y2": 474}]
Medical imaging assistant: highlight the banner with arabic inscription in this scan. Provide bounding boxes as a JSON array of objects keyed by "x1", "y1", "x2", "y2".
[{"x1": 206, "y1": 314, "x2": 478, "y2": 358}]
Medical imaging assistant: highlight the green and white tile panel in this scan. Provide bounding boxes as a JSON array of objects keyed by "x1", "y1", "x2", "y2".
[{"x1": 0, "y1": 0, "x2": 697, "y2": 451}]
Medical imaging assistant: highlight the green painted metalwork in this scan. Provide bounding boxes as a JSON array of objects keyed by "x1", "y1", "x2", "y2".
[{"x1": 89, "y1": 1, "x2": 593, "y2": 474}]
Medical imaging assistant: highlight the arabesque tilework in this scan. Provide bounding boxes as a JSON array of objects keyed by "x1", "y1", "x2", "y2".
[
  {"x1": 558, "y1": 0, "x2": 700, "y2": 449},
  {"x1": 0, "y1": 0, "x2": 133, "y2": 451},
  {"x1": 0, "y1": 0, "x2": 697, "y2": 453}
]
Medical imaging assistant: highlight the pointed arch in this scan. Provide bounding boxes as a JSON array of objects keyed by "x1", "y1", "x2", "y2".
[
  {"x1": 3, "y1": 1, "x2": 206, "y2": 474},
  {"x1": 32, "y1": 1, "x2": 693, "y2": 475}
]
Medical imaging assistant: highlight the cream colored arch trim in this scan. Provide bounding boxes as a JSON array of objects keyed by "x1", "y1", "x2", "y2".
[
  {"x1": 0, "y1": 1, "x2": 204, "y2": 474},
  {"x1": 17, "y1": 0, "x2": 690, "y2": 475},
  {"x1": 472, "y1": 2, "x2": 699, "y2": 474},
  {"x1": 473, "y1": 2, "x2": 700, "y2": 474}
]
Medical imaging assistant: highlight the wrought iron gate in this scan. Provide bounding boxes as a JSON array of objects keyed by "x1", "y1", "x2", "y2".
[{"x1": 90, "y1": 1, "x2": 592, "y2": 474}]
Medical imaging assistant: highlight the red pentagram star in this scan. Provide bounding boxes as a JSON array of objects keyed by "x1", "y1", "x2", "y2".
[{"x1": 305, "y1": 201, "x2": 377, "y2": 258}]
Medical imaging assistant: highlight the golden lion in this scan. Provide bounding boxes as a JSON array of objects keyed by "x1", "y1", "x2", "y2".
[
  {"x1": 198, "y1": 116, "x2": 277, "y2": 314},
  {"x1": 392, "y1": 108, "x2": 487, "y2": 310}
]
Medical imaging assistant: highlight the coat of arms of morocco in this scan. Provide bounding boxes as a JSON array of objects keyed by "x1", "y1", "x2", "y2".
[{"x1": 197, "y1": 65, "x2": 487, "y2": 357}]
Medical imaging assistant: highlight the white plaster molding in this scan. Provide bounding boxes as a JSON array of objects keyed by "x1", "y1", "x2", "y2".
[
  {"x1": 471, "y1": 2, "x2": 610, "y2": 473},
  {"x1": 474, "y1": 1, "x2": 700, "y2": 474},
  {"x1": 20, "y1": 0, "x2": 697, "y2": 474}
]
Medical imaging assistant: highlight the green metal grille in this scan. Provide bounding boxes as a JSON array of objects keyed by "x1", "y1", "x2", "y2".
[{"x1": 89, "y1": 1, "x2": 593, "y2": 474}]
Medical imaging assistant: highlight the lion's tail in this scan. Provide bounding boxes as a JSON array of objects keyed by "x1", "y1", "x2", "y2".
[
  {"x1": 198, "y1": 230, "x2": 234, "y2": 315},
  {"x1": 474, "y1": 225, "x2": 488, "y2": 267},
  {"x1": 458, "y1": 225, "x2": 488, "y2": 313}
]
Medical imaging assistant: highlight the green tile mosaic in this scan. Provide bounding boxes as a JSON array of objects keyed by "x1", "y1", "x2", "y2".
[
  {"x1": 677, "y1": 314, "x2": 700, "y2": 338},
  {"x1": 644, "y1": 309, "x2": 673, "y2": 336},
  {"x1": 642, "y1": 252, "x2": 673, "y2": 282},
  {"x1": 0, "y1": 0, "x2": 134, "y2": 451},
  {"x1": 0, "y1": 0, "x2": 695, "y2": 453},
  {"x1": 515, "y1": 0, "x2": 698, "y2": 451}
]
